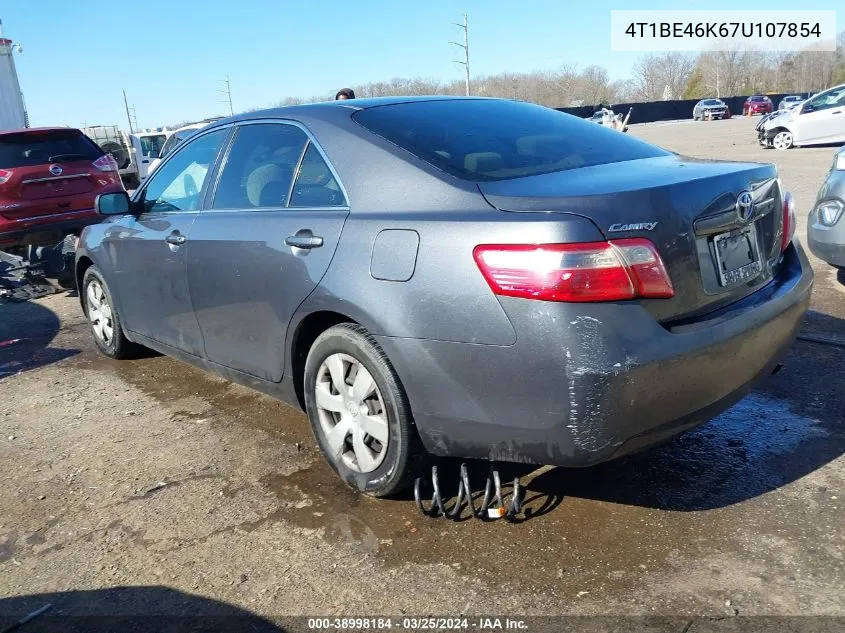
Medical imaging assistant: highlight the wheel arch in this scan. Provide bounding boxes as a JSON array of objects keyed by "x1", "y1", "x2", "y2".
[
  {"x1": 288, "y1": 310, "x2": 360, "y2": 410},
  {"x1": 75, "y1": 255, "x2": 95, "y2": 314}
]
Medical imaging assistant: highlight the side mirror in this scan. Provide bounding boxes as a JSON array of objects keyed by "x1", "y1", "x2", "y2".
[
  {"x1": 95, "y1": 191, "x2": 131, "y2": 216},
  {"x1": 802, "y1": 103, "x2": 814, "y2": 114}
]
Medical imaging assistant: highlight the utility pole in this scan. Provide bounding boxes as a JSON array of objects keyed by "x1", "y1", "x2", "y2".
[
  {"x1": 218, "y1": 75, "x2": 234, "y2": 116},
  {"x1": 450, "y1": 14, "x2": 469, "y2": 96},
  {"x1": 123, "y1": 89, "x2": 134, "y2": 133}
]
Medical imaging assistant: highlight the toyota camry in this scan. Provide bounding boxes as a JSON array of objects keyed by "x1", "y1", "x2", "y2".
[{"x1": 75, "y1": 97, "x2": 813, "y2": 496}]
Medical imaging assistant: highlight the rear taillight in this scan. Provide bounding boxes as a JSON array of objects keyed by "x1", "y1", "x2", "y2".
[
  {"x1": 782, "y1": 192, "x2": 795, "y2": 252},
  {"x1": 473, "y1": 238, "x2": 674, "y2": 303},
  {"x1": 93, "y1": 154, "x2": 118, "y2": 172},
  {"x1": 0, "y1": 169, "x2": 13, "y2": 184}
]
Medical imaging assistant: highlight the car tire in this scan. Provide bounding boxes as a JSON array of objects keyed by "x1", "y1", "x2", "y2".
[
  {"x1": 82, "y1": 266, "x2": 136, "y2": 359},
  {"x1": 304, "y1": 323, "x2": 425, "y2": 498},
  {"x1": 772, "y1": 131, "x2": 794, "y2": 150}
]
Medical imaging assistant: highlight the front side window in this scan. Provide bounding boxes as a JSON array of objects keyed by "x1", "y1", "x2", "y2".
[
  {"x1": 353, "y1": 99, "x2": 668, "y2": 181},
  {"x1": 805, "y1": 86, "x2": 845, "y2": 112},
  {"x1": 141, "y1": 129, "x2": 228, "y2": 214},
  {"x1": 213, "y1": 124, "x2": 309, "y2": 209},
  {"x1": 290, "y1": 143, "x2": 346, "y2": 207}
]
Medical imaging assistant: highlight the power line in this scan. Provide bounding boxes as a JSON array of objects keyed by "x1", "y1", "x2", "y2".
[
  {"x1": 450, "y1": 14, "x2": 470, "y2": 96},
  {"x1": 217, "y1": 75, "x2": 234, "y2": 116}
]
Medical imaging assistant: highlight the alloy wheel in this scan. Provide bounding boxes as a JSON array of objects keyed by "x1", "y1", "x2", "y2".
[
  {"x1": 314, "y1": 353, "x2": 389, "y2": 473},
  {"x1": 773, "y1": 131, "x2": 793, "y2": 150}
]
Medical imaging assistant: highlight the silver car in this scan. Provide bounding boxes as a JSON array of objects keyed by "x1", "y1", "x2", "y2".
[
  {"x1": 808, "y1": 146, "x2": 845, "y2": 268},
  {"x1": 693, "y1": 99, "x2": 729, "y2": 121},
  {"x1": 778, "y1": 95, "x2": 804, "y2": 111}
]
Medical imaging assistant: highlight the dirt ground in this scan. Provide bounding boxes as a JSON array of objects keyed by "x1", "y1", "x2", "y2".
[{"x1": 1, "y1": 116, "x2": 844, "y2": 630}]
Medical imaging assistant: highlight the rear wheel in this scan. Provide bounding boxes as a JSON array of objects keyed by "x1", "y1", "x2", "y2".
[
  {"x1": 82, "y1": 266, "x2": 136, "y2": 359},
  {"x1": 303, "y1": 323, "x2": 424, "y2": 497},
  {"x1": 773, "y1": 131, "x2": 794, "y2": 150}
]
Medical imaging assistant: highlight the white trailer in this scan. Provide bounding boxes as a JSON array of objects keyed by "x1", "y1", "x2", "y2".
[{"x1": 0, "y1": 34, "x2": 27, "y2": 130}]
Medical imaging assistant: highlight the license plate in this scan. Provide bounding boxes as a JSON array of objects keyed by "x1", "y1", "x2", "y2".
[{"x1": 713, "y1": 226, "x2": 761, "y2": 287}]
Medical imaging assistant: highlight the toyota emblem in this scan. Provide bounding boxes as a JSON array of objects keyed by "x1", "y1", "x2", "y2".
[
  {"x1": 49, "y1": 164, "x2": 63, "y2": 176},
  {"x1": 736, "y1": 191, "x2": 754, "y2": 222}
]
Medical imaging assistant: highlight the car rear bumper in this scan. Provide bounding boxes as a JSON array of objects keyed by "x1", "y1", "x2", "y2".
[
  {"x1": 0, "y1": 208, "x2": 100, "y2": 248},
  {"x1": 377, "y1": 243, "x2": 813, "y2": 467}
]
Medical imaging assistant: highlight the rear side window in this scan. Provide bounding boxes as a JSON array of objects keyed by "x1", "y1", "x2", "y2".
[
  {"x1": 213, "y1": 124, "x2": 309, "y2": 209},
  {"x1": 0, "y1": 130, "x2": 103, "y2": 168},
  {"x1": 353, "y1": 100, "x2": 668, "y2": 181},
  {"x1": 290, "y1": 143, "x2": 346, "y2": 207}
]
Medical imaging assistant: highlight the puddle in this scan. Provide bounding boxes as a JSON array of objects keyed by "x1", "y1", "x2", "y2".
[
  {"x1": 75, "y1": 351, "x2": 315, "y2": 447},
  {"x1": 0, "y1": 532, "x2": 16, "y2": 563},
  {"x1": 76, "y1": 347, "x2": 840, "y2": 594}
]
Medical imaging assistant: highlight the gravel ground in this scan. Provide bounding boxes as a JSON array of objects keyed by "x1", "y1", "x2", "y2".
[{"x1": 1, "y1": 115, "x2": 843, "y2": 631}]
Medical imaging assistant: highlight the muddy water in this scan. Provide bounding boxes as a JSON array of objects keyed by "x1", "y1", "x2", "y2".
[{"x1": 79, "y1": 351, "x2": 832, "y2": 594}]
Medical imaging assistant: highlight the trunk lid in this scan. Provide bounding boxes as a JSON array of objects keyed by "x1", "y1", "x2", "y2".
[{"x1": 478, "y1": 155, "x2": 784, "y2": 323}]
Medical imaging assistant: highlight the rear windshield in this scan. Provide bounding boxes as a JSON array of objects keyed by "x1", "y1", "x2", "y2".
[
  {"x1": 0, "y1": 130, "x2": 102, "y2": 168},
  {"x1": 352, "y1": 99, "x2": 669, "y2": 182},
  {"x1": 750, "y1": 96, "x2": 767, "y2": 101}
]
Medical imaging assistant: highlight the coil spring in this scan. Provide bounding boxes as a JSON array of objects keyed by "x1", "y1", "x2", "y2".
[{"x1": 414, "y1": 463, "x2": 522, "y2": 522}]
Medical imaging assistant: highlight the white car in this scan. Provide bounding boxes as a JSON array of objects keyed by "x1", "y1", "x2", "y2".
[
  {"x1": 759, "y1": 84, "x2": 845, "y2": 150},
  {"x1": 129, "y1": 131, "x2": 171, "y2": 184},
  {"x1": 147, "y1": 122, "x2": 211, "y2": 174}
]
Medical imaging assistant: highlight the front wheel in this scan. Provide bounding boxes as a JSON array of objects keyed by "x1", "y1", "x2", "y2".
[
  {"x1": 303, "y1": 323, "x2": 424, "y2": 497},
  {"x1": 772, "y1": 131, "x2": 794, "y2": 150}
]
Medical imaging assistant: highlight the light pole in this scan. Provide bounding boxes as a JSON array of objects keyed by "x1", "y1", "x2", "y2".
[
  {"x1": 450, "y1": 14, "x2": 470, "y2": 96},
  {"x1": 218, "y1": 76, "x2": 234, "y2": 116}
]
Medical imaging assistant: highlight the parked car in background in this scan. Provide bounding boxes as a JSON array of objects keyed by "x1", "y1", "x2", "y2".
[
  {"x1": 807, "y1": 146, "x2": 845, "y2": 268},
  {"x1": 693, "y1": 99, "x2": 730, "y2": 120},
  {"x1": 758, "y1": 84, "x2": 845, "y2": 149},
  {"x1": 76, "y1": 97, "x2": 811, "y2": 497},
  {"x1": 129, "y1": 131, "x2": 171, "y2": 185},
  {"x1": 147, "y1": 120, "x2": 220, "y2": 174},
  {"x1": 778, "y1": 95, "x2": 804, "y2": 111},
  {"x1": 0, "y1": 127, "x2": 123, "y2": 250},
  {"x1": 744, "y1": 95, "x2": 773, "y2": 115}
]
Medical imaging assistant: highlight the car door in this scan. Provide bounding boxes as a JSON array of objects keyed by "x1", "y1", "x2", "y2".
[
  {"x1": 187, "y1": 121, "x2": 349, "y2": 381},
  {"x1": 106, "y1": 127, "x2": 230, "y2": 355},
  {"x1": 794, "y1": 87, "x2": 845, "y2": 144}
]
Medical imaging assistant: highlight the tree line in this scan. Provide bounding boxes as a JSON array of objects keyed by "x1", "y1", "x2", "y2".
[
  {"x1": 168, "y1": 33, "x2": 845, "y2": 127},
  {"x1": 276, "y1": 32, "x2": 845, "y2": 108}
]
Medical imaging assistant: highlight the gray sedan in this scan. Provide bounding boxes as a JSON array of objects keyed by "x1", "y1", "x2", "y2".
[
  {"x1": 808, "y1": 146, "x2": 845, "y2": 267},
  {"x1": 76, "y1": 97, "x2": 812, "y2": 497}
]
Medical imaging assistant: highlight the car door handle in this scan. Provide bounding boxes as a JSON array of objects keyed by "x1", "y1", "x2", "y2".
[
  {"x1": 285, "y1": 234, "x2": 323, "y2": 249},
  {"x1": 832, "y1": 110, "x2": 842, "y2": 115},
  {"x1": 165, "y1": 233, "x2": 187, "y2": 246}
]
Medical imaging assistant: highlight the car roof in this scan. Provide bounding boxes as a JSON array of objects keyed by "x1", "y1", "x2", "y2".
[
  {"x1": 0, "y1": 126, "x2": 80, "y2": 137},
  {"x1": 205, "y1": 96, "x2": 502, "y2": 129}
]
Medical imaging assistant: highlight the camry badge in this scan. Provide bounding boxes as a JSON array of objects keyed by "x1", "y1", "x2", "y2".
[{"x1": 608, "y1": 222, "x2": 658, "y2": 232}]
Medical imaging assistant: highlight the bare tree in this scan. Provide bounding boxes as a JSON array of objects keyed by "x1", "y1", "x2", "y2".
[{"x1": 632, "y1": 53, "x2": 695, "y2": 101}]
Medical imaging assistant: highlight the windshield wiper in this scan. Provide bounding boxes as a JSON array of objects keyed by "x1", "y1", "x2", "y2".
[{"x1": 48, "y1": 153, "x2": 88, "y2": 162}]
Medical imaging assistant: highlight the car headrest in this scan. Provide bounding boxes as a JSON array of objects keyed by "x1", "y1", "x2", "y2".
[
  {"x1": 463, "y1": 152, "x2": 502, "y2": 173},
  {"x1": 246, "y1": 163, "x2": 292, "y2": 207}
]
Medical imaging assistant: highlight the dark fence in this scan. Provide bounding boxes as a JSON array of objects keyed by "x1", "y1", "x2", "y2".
[{"x1": 558, "y1": 93, "x2": 813, "y2": 125}]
